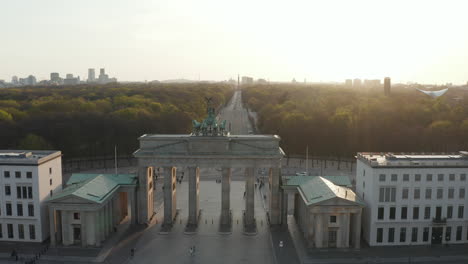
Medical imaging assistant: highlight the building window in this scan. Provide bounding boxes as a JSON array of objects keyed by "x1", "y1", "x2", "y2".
[
  {"x1": 378, "y1": 207, "x2": 384, "y2": 220},
  {"x1": 415, "y1": 174, "x2": 421, "y2": 182},
  {"x1": 461, "y1": 174, "x2": 466, "y2": 181},
  {"x1": 423, "y1": 227, "x2": 429, "y2": 242},
  {"x1": 403, "y1": 174, "x2": 409, "y2": 181},
  {"x1": 401, "y1": 207, "x2": 408, "y2": 220},
  {"x1": 400, "y1": 227, "x2": 406, "y2": 242},
  {"x1": 458, "y1": 205, "x2": 464, "y2": 218},
  {"x1": 389, "y1": 207, "x2": 396, "y2": 220},
  {"x1": 7, "y1": 224, "x2": 13, "y2": 238},
  {"x1": 414, "y1": 188, "x2": 420, "y2": 199},
  {"x1": 330, "y1": 215, "x2": 337, "y2": 223},
  {"x1": 17, "y1": 203, "x2": 23, "y2": 216},
  {"x1": 426, "y1": 174, "x2": 433, "y2": 181},
  {"x1": 50, "y1": 190, "x2": 53, "y2": 197},
  {"x1": 438, "y1": 174, "x2": 444, "y2": 181},
  {"x1": 0, "y1": 224, "x2": 2, "y2": 238},
  {"x1": 15, "y1": 171, "x2": 21, "y2": 178},
  {"x1": 402, "y1": 188, "x2": 409, "y2": 199},
  {"x1": 413, "y1": 207, "x2": 419, "y2": 220},
  {"x1": 6, "y1": 203, "x2": 12, "y2": 216},
  {"x1": 425, "y1": 188, "x2": 432, "y2": 199},
  {"x1": 391, "y1": 174, "x2": 397, "y2": 181},
  {"x1": 28, "y1": 204, "x2": 34, "y2": 217},
  {"x1": 22, "y1": 186, "x2": 27, "y2": 199},
  {"x1": 26, "y1": 172, "x2": 32, "y2": 179},
  {"x1": 446, "y1": 227, "x2": 452, "y2": 241},
  {"x1": 388, "y1": 228, "x2": 395, "y2": 243},
  {"x1": 49, "y1": 168, "x2": 52, "y2": 174},
  {"x1": 379, "y1": 187, "x2": 396, "y2": 202},
  {"x1": 424, "y1": 206, "x2": 431, "y2": 219},
  {"x1": 5, "y1": 185, "x2": 11, "y2": 196},
  {"x1": 4, "y1": 171, "x2": 10, "y2": 178},
  {"x1": 449, "y1": 174, "x2": 455, "y2": 181},
  {"x1": 50, "y1": 179, "x2": 53, "y2": 186},
  {"x1": 448, "y1": 188, "x2": 455, "y2": 199},
  {"x1": 28, "y1": 187, "x2": 32, "y2": 199},
  {"x1": 459, "y1": 188, "x2": 465, "y2": 199},
  {"x1": 377, "y1": 228, "x2": 383, "y2": 243},
  {"x1": 447, "y1": 206, "x2": 453, "y2": 219},
  {"x1": 456, "y1": 226, "x2": 462, "y2": 241},
  {"x1": 29, "y1": 225, "x2": 35, "y2": 240},
  {"x1": 411, "y1": 227, "x2": 418, "y2": 242},
  {"x1": 17, "y1": 186, "x2": 21, "y2": 199},
  {"x1": 379, "y1": 174, "x2": 386, "y2": 182},
  {"x1": 18, "y1": 224, "x2": 24, "y2": 239},
  {"x1": 437, "y1": 188, "x2": 443, "y2": 199},
  {"x1": 73, "y1": 212, "x2": 80, "y2": 220}
]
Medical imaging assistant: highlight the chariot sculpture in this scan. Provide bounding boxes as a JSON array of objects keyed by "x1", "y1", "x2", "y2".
[{"x1": 192, "y1": 97, "x2": 228, "y2": 136}]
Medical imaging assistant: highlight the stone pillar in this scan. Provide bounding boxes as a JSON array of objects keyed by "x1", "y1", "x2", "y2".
[
  {"x1": 353, "y1": 211, "x2": 362, "y2": 249},
  {"x1": 220, "y1": 167, "x2": 231, "y2": 226},
  {"x1": 281, "y1": 191, "x2": 289, "y2": 226},
  {"x1": 104, "y1": 204, "x2": 109, "y2": 237},
  {"x1": 129, "y1": 189, "x2": 137, "y2": 225},
  {"x1": 245, "y1": 167, "x2": 255, "y2": 227},
  {"x1": 137, "y1": 166, "x2": 149, "y2": 224},
  {"x1": 94, "y1": 211, "x2": 101, "y2": 247},
  {"x1": 269, "y1": 167, "x2": 281, "y2": 225},
  {"x1": 163, "y1": 166, "x2": 177, "y2": 226},
  {"x1": 322, "y1": 214, "x2": 328, "y2": 247},
  {"x1": 314, "y1": 213, "x2": 323, "y2": 248},
  {"x1": 99, "y1": 208, "x2": 105, "y2": 242},
  {"x1": 49, "y1": 208, "x2": 56, "y2": 247},
  {"x1": 188, "y1": 167, "x2": 200, "y2": 226},
  {"x1": 81, "y1": 211, "x2": 87, "y2": 247},
  {"x1": 338, "y1": 213, "x2": 350, "y2": 248},
  {"x1": 62, "y1": 211, "x2": 70, "y2": 246}
]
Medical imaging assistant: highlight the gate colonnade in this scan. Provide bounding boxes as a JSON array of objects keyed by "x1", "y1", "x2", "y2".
[{"x1": 133, "y1": 134, "x2": 285, "y2": 234}]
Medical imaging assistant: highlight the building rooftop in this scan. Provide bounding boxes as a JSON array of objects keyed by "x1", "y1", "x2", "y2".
[
  {"x1": 0, "y1": 150, "x2": 61, "y2": 165},
  {"x1": 357, "y1": 151, "x2": 468, "y2": 167},
  {"x1": 283, "y1": 175, "x2": 352, "y2": 187},
  {"x1": 283, "y1": 176, "x2": 364, "y2": 206},
  {"x1": 48, "y1": 173, "x2": 137, "y2": 204}
]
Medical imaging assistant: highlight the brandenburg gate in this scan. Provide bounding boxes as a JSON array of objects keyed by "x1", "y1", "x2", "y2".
[{"x1": 133, "y1": 100, "x2": 284, "y2": 233}]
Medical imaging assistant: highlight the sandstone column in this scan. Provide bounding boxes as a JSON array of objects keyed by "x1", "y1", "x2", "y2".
[
  {"x1": 49, "y1": 208, "x2": 56, "y2": 246},
  {"x1": 163, "y1": 166, "x2": 177, "y2": 226},
  {"x1": 314, "y1": 213, "x2": 323, "y2": 248},
  {"x1": 353, "y1": 211, "x2": 362, "y2": 248},
  {"x1": 80, "y1": 211, "x2": 87, "y2": 247},
  {"x1": 269, "y1": 167, "x2": 281, "y2": 225},
  {"x1": 94, "y1": 211, "x2": 101, "y2": 247},
  {"x1": 188, "y1": 167, "x2": 200, "y2": 226},
  {"x1": 220, "y1": 167, "x2": 231, "y2": 226},
  {"x1": 245, "y1": 167, "x2": 255, "y2": 228},
  {"x1": 62, "y1": 211, "x2": 70, "y2": 246},
  {"x1": 281, "y1": 191, "x2": 288, "y2": 226},
  {"x1": 129, "y1": 189, "x2": 137, "y2": 225}
]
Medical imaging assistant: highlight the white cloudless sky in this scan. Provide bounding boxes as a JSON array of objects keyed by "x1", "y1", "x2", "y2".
[{"x1": 1, "y1": 0, "x2": 468, "y2": 84}]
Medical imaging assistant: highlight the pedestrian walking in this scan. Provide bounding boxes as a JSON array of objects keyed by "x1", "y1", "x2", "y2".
[
  {"x1": 130, "y1": 248, "x2": 135, "y2": 257},
  {"x1": 189, "y1": 246, "x2": 194, "y2": 256}
]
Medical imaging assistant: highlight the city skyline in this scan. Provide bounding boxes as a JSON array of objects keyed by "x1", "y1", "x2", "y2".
[{"x1": 1, "y1": 0, "x2": 468, "y2": 84}]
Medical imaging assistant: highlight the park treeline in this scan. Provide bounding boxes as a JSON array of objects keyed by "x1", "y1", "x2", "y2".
[
  {"x1": 0, "y1": 83, "x2": 233, "y2": 158},
  {"x1": 243, "y1": 84, "x2": 468, "y2": 158}
]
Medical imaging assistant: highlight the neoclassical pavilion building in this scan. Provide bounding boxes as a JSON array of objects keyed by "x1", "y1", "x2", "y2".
[
  {"x1": 282, "y1": 175, "x2": 364, "y2": 248},
  {"x1": 47, "y1": 173, "x2": 138, "y2": 247}
]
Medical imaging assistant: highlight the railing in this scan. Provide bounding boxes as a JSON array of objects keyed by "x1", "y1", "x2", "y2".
[{"x1": 432, "y1": 217, "x2": 447, "y2": 224}]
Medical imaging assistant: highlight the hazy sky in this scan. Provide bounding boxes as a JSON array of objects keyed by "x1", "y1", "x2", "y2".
[{"x1": 1, "y1": 0, "x2": 468, "y2": 84}]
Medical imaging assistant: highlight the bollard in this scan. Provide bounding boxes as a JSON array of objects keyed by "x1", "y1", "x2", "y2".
[
  {"x1": 237, "y1": 219, "x2": 239, "y2": 225},
  {"x1": 212, "y1": 219, "x2": 213, "y2": 224},
  {"x1": 205, "y1": 219, "x2": 207, "y2": 224}
]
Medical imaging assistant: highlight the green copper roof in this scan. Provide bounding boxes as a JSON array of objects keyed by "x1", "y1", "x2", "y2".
[
  {"x1": 48, "y1": 173, "x2": 137, "y2": 204},
  {"x1": 67, "y1": 173, "x2": 137, "y2": 185},
  {"x1": 285, "y1": 176, "x2": 365, "y2": 206},
  {"x1": 284, "y1": 175, "x2": 352, "y2": 187}
]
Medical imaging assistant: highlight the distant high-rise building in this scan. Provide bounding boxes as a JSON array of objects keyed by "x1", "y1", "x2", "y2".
[
  {"x1": 88, "y1": 68, "x2": 96, "y2": 82},
  {"x1": 97, "y1": 68, "x2": 117, "y2": 84},
  {"x1": 50, "y1": 72, "x2": 62, "y2": 84},
  {"x1": 353, "y1": 78, "x2": 362, "y2": 88},
  {"x1": 241, "y1": 76, "x2": 254, "y2": 84},
  {"x1": 64, "y1": 74, "x2": 79, "y2": 85},
  {"x1": 27, "y1": 75, "x2": 36, "y2": 86},
  {"x1": 384, "y1": 77, "x2": 391, "y2": 95},
  {"x1": 11, "y1": 76, "x2": 18, "y2": 84},
  {"x1": 345, "y1": 79, "x2": 353, "y2": 87}
]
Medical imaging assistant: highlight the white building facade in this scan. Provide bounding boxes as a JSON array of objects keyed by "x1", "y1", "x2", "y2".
[
  {"x1": 0, "y1": 150, "x2": 62, "y2": 242},
  {"x1": 356, "y1": 152, "x2": 468, "y2": 246}
]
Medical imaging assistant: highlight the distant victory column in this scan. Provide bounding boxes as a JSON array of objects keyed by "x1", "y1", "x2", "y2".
[{"x1": 237, "y1": 74, "x2": 240, "y2": 90}]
